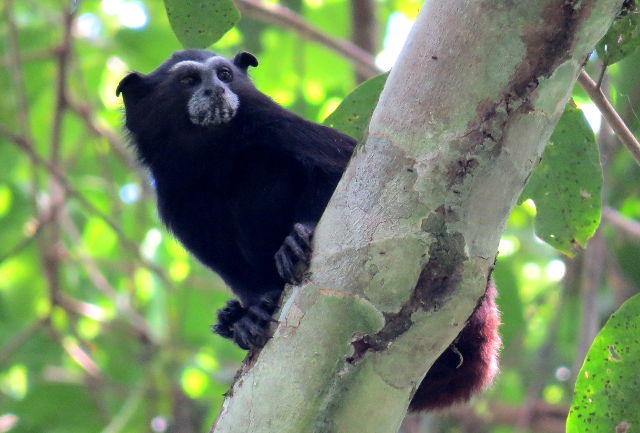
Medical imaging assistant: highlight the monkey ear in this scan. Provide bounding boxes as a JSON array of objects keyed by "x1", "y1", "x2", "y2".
[
  {"x1": 233, "y1": 51, "x2": 258, "y2": 73},
  {"x1": 116, "y1": 72, "x2": 149, "y2": 99}
]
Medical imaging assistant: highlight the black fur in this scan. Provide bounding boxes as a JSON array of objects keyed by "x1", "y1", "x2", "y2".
[{"x1": 118, "y1": 50, "x2": 500, "y2": 410}]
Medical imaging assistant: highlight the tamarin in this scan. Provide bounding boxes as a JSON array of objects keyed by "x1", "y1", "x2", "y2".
[{"x1": 117, "y1": 50, "x2": 501, "y2": 411}]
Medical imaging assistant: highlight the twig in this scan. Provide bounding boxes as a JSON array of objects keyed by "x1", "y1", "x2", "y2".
[
  {"x1": 67, "y1": 98, "x2": 141, "y2": 173},
  {"x1": 0, "y1": 124, "x2": 172, "y2": 286},
  {"x1": 60, "y1": 210, "x2": 152, "y2": 339},
  {"x1": 574, "y1": 231, "x2": 604, "y2": 373},
  {"x1": 577, "y1": 69, "x2": 640, "y2": 166},
  {"x1": 443, "y1": 401, "x2": 567, "y2": 433},
  {"x1": 0, "y1": 317, "x2": 48, "y2": 367},
  {"x1": 350, "y1": 0, "x2": 378, "y2": 83},
  {"x1": 47, "y1": 324, "x2": 102, "y2": 378},
  {"x1": 4, "y1": 0, "x2": 33, "y2": 145},
  {"x1": 0, "y1": 215, "x2": 48, "y2": 265},
  {"x1": 40, "y1": 6, "x2": 76, "y2": 305},
  {"x1": 5, "y1": 0, "x2": 41, "y2": 206},
  {"x1": 100, "y1": 385, "x2": 147, "y2": 433},
  {"x1": 235, "y1": 0, "x2": 381, "y2": 79},
  {"x1": 0, "y1": 47, "x2": 54, "y2": 69},
  {"x1": 603, "y1": 206, "x2": 640, "y2": 241}
]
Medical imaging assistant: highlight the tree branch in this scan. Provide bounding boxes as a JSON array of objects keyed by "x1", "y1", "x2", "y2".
[
  {"x1": 350, "y1": 0, "x2": 378, "y2": 83},
  {"x1": 603, "y1": 206, "x2": 640, "y2": 241},
  {"x1": 211, "y1": 1, "x2": 624, "y2": 432},
  {"x1": 0, "y1": 124, "x2": 173, "y2": 287},
  {"x1": 42, "y1": 4, "x2": 75, "y2": 307},
  {"x1": 236, "y1": 0, "x2": 380, "y2": 79},
  {"x1": 578, "y1": 69, "x2": 640, "y2": 166}
]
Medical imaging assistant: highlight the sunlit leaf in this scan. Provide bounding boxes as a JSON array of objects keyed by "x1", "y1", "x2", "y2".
[
  {"x1": 324, "y1": 73, "x2": 388, "y2": 140},
  {"x1": 596, "y1": 4, "x2": 640, "y2": 66},
  {"x1": 567, "y1": 293, "x2": 640, "y2": 433},
  {"x1": 163, "y1": 0, "x2": 240, "y2": 48},
  {"x1": 181, "y1": 366, "x2": 210, "y2": 398},
  {"x1": 81, "y1": 217, "x2": 117, "y2": 258},
  {"x1": 0, "y1": 184, "x2": 12, "y2": 217},
  {"x1": 520, "y1": 102, "x2": 602, "y2": 256}
]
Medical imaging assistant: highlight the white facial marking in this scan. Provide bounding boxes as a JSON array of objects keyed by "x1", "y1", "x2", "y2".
[
  {"x1": 169, "y1": 60, "x2": 205, "y2": 72},
  {"x1": 172, "y1": 56, "x2": 240, "y2": 127}
]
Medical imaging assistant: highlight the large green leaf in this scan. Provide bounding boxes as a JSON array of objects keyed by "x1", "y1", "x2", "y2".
[
  {"x1": 567, "y1": 293, "x2": 640, "y2": 433},
  {"x1": 520, "y1": 102, "x2": 602, "y2": 256},
  {"x1": 163, "y1": 0, "x2": 240, "y2": 48},
  {"x1": 596, "y1": 3, "x2": 640, "y2": 66},
  {"x1": 324, "y1": 73, "x2": 388, "y2": 140}
]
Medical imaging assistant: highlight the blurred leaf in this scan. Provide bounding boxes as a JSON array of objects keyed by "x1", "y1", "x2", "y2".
[
  {"x1": 3, "y1": 1, "x2": 639, "y2": 430},
  {"x1": 596, "y1": 4, "x2": 640, "y2": 66},
  {"x1": 163, "y1": 0, "x2": 240, "y2": 48},
  {"x1": 567, "y1": 293, "x2": 640, "y2": 433},
  {"x1": 182, "y1": 366, "x2": 210, "y2": 398},
  {"x1": 8, "y1": 383, "x2": 103, "y2": 433},
  {"x1": 82, "y1": 217, "x2": 118, "y2": 258},
  {"x1": 493, "y1": 259, "x2": 524, "y2": 348},
  {"x1": 0, "y1": 184, "x2": 13, "y2": 217},
  {"x1": 520, "y1": 102, "x2": 602, "y2": 256},
  {"x1": 324, "y1": 73, "x2": 388, "y2": 140}
]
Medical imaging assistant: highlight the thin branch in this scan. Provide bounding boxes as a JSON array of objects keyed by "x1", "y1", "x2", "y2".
[
  {"x1": 603, "y1": 206, "x2": 640, "y2": 241},
  {"x1": 350, "y1": 0, "x2": 378, "y2": 83},
  {"x1": 0, "y1": 216, "x2": 48, "y2": 265},
  {"x1": 574, "y1": 231, "x2": 605, "y2": 373},
  {"x1": 100, "y1": 385, "x2": 147, "y2": 433},
  {"x1": 0, "y1": 317, "x2": 48, "y2": 367},
  {"x1": 67, "y1": 98, "x2": 141, "y2": 173},
  {"x1": 40, "y1": 6, "x2": 76, "y2": 306},
  {"x1": 235, "y1": 0, "x2": 381, "y2": 79},
  {"x1": 0, "y1": 124, "x2": 172, "y2": 286},
  {"x1": 4, "y1": 0, "x2": 33, "y2": 144},
  {"x1": 443, "y1": 401, "x2": 568, "y2": 433},
  {"x1": 0, "y1": 47, "x2": 53, "y2": 69},
  {"x1": 4, "y1": 0, "x2": 41, "y2": 208},
  {"x1": 48, "y1": 326, "x2": 102, "y2": 378},
  {"x1": 60, "y1": 210, "x2": 152, "y2": 339},
  {"x1": 578, "y1": 69, "x2": 640, "y2": 166}
]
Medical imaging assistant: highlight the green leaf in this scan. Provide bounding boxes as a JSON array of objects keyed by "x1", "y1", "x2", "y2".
[
  {"x1": 567, "y1": 293, "x2": 640, "y2": 433},
  {"x1": 520, "y1": 102, "x2": 602, "y2": 256},
  {"x1": 596, "y1": 5, "x2": 640, "y2": 66},
  {"x1": 82, "y1": 217, "x2": 117, "y2": 258},
  {"x1": 324, "y1": 73, "x2": 388, "y2": 140},
  {"x1": 163, "y1": 0, "x2": 240, "y2": 48}
]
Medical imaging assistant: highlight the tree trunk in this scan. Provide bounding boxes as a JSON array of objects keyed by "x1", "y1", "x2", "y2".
[{"x1": 210, "y1": 1, "x2": 622, "y2": 432}]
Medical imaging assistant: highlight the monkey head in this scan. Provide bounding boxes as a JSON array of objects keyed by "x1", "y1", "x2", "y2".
[{"x1": 116, "y1": 50, "x2": 258, "y2": 135}]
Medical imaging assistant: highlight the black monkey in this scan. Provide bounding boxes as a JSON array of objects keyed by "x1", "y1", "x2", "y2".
[{"x1": 117, "y1": 50, "x2": 500, "y2": 411}]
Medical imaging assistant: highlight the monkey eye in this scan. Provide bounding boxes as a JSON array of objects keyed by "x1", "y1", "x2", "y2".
[
  {"x1": 217, "y1": 68, "x2": 232, "y2": 83},
  {"x1": 180, "y1": 75, "x2": 199, "y2": 87}
]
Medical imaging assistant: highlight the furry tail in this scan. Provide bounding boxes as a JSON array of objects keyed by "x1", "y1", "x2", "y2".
[{"x1": 409, "y1": 280, "x2": 501, "y2": 411}]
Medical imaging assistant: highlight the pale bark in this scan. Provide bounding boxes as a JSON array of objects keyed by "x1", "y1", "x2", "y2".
[{"x1": 211, "y1": 1, "x2": 623, "y2": 432}]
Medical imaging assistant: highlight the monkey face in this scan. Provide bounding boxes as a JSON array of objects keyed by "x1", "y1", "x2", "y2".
[
  {"x1": 170, "y1": 57, "x2": 240, "y2": 126},
  {"x1": 117, "y1": 50, "x2": 258, "y2": 133}
]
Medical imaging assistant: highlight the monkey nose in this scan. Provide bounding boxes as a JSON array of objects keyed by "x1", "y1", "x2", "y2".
[{"x1": 204, "y1": 87, "x2": 224, "y2": 97}]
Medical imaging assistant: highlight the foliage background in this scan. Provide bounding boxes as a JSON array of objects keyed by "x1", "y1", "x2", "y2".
[{"x1": 0, "y1": 1, "x2": 639, "y2": 432}]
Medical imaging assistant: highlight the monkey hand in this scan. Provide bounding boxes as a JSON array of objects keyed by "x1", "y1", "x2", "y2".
[
  {"x1": 274, "y1": 222, "x2": 315, "y2": 284},
  {"x1": 211, "y1": 291, "x2": 280, "y2": 350}
]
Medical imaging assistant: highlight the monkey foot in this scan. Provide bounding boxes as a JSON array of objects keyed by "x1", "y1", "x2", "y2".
[{"x1": 211, "y1": 292, "x2": 279, "y2": 350}]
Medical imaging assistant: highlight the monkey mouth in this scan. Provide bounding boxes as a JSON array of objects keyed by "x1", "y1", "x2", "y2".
[
  {"x1": 190, "y1": 104, "x2": 235, "y2": 126},
  {"x1": 188, "y1": 94, "x2": 239, "y2": 127}
]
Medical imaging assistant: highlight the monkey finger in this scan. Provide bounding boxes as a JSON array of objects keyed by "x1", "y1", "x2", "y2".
[
  {"x1": 293, "y1": 222, "x2": 314, "y2": 247},
  {"x1": 275, "y1": 249, "x2": 296, "y2": 283},
  {"x1": 283, "y1": 235, "x2": 308, "y2": 262},
  {"x1": 248, "y1": 305, "x2": 278, "y2": 323},
  {"x1": 211, "y1": 323, "x2": 233, "y2": 339}
]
